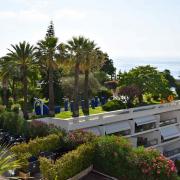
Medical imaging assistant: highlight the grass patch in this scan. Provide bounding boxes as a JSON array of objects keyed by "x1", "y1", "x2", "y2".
[{"x1": 55, "y1": 106, "x2": 104, "y2": 119}]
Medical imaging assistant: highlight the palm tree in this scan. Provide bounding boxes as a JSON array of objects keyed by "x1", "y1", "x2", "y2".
[
  {"x1": 7, "y1": 41, "x2": 36, "y2": 119},
  {"x1": 0, "y1": 57, "x2": 9, "y2": 107},
  {"x1": 36, "y1": 22, "x2": 58, "y2": 116},
  {"x1": 66, "y1": 36, "x2": 89, "y2": 117},
  {"x1": 80, "y1": 41, "x2": 105, "y2": 115}
]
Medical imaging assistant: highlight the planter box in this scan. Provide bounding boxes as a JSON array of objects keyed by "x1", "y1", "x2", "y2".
[
  {"x1": 68, "y1": 165, "x2": 93, "y2": 180},
  {"x1": 19, "y1": 171, "x2": 30, "y2": 179}
]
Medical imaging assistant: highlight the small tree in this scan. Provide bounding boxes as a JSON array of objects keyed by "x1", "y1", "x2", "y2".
[{"x1": 118, "y1": 85, "x2": 141, "y2": 107}]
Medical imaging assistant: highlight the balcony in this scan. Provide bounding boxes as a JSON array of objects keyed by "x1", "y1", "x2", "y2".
[
  {"x1": 137, "y1": 137, "x2": 158, "y2": 147},
  {"x1": 164, "y1": 148, "x2": 180, "y2": 157},
  {"x1": 160, "y1": 118, "x2": 177, "y2": 127},
  {"x1": 135, "y1": 122, "x2": 156, "y2": 133}
]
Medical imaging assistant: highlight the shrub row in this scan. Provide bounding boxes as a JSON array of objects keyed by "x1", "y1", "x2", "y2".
[
  {"x1": 40, "y1": 136, "x2": 178, "y2": 180},
  {"x1": 102, "y1": 100, "x2": 126, "y2": 111},
  {"x1": 93, "y1": 136, "x2": 177, "y2": 180},
  {"x1": 11, "y1": 133, "x2": 63, "y2": 157},
  {"x1": 40, "y1": 143, "x2": 94, "y2": 180},
  {"x1": 0, "y1": 110, "x2": 64, "y2": 138}
]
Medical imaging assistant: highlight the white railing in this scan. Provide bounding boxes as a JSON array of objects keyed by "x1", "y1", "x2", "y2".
[
  {"x1": 68, "y1": 100, "x2": 180, "y2": 124},
  {"x1": 36, "y1": 100, "x2": 180, "y2": 131}
]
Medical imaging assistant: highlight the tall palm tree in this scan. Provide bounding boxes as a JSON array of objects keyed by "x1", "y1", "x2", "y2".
[
  {"x1": 0, "y1": 57, "x2": 10, "y2": 107},
  {"x1": 7, "y1": 41, "x2": 36, "y2": 119},
  {"x1": 80, "y1": 41, "x2": 105, "y2": 115},
  {"x1": 66, "y1": 36, "x2": 89, "y2": 117},
  {"x1": 36, "y1": 22, "x2": 58, "y2": 116}
]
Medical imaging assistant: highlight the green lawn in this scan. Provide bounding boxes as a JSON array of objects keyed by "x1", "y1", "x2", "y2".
[{"x1": 55, "y1": 106, "x2": 104, "y2": 119}]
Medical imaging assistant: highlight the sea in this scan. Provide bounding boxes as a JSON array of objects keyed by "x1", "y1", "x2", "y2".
[{"x1": 114, "y1": 57, "x2": 180, "y2": 79}]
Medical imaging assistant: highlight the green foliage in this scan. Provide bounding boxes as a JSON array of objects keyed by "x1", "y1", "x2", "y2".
[
  {"x1": 130, "y1": 147, "x2": 177, "y2": 180},
  {"x1": 176, "y1": 82, "x2": 180, "y2": 99},
  {"x1": 97, "y1": 89, "x2": 113, "y2": 99},
  {"x1": 11, "y1": 103, "x2": 21, "y2": 114},
  {"x1": 93, "y1": 136, "x2": 132, "y2": 178},
  {"x1": 0, "y1": 145, "x2": 21, "y2": 175},
  {"x1": 41, "y1": 69, "x2": 63, "y2": 105},
  {"x1": 62, "y1": 74, "x2": 102, "y2": 99},
  {"x1": 0, "y1": 105, "x2": 6, "y2": 113},
  {"x1": 100, "y1": 54, "x2": 116, "y2": 78},
  {"x1": 27, "y1": 120, "x2": 50, "y2": 139},
  {"x1": 0, "y1": 111, "x2": 26, "y2": 135},
  {"x1": 40, "y1": 143, "x2": 94, "y2": 180},
  {"x1": 118, "y1": 65, "x2": 172, "y2": 100},
  {"x1": 65, "y1": 130, "x2": 97, "y2": 149},
  {"x1": 102, "y1": 100, "x2": 126, "y2": 111},
  {"x1": 94, "y1": 71, "x2": 109, "y2": 84},
  {"x1": 11, "y1": 133, "x2": 63, "y2": 157}
]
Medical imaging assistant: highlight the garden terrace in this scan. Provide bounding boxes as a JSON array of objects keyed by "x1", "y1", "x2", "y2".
[{"x1": 36, "y1": 100, "x2": 180, "y2": 160}]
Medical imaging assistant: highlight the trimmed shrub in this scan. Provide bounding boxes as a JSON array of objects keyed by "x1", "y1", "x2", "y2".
[
  {"x1": 40, "y1": 143, "x2": 94, "y2": 180},
  {"x1": 102, "y1": 100, "x2": 126, "y2": 111},
  {"x1": 11, "y1": 133, "x2": 63, "y2": 157},
  {"x1": 93, "y1": 135, "x2": 132, "y2": 179}
]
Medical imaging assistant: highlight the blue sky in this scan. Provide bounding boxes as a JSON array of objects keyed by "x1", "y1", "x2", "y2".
[{"x1": 0, "y1": 0, "x2": 180, "y2": 58}]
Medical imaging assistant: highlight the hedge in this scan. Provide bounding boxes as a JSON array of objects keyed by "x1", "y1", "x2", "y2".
[
  {"x1": 11, "y1": 133, "x2": 63, "y2": 157},
  {"x1": 102, "y1": 100, "x2": 126, "y2": 111},
  {"x1": 40, "y1": 143, "x2": 94, "y2": 180}
]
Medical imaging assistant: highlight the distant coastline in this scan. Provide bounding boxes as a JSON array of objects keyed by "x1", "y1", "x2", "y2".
[{"x1": 114, "y1": 57, "x2": 180, "y2": 79}]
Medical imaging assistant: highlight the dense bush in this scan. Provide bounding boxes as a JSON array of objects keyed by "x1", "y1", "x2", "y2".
[
  {"x1": 27, "y1": 120, "x2": 50, "y2": 139},
  {"x1": 97, "y1": 89, "x2": 112, "y2": 99},
  {"x1": 0, "y1": 105, "x2": 6, "y2": 113},
  {"x1": 11, "y1": 103, "x2": 21, "y2": 114},
  {"x1": 62, "y1": 74, "x2": 102, "y2": 99},
  {"x1": 11, "y1": 133, "x2": 63, "y2": 157},
  {"x1": 65, "y1": 130, "x2": 97, "y2": 149},
  {"x1": 40, "y1": 143, "x2": 94, "y2": 180},
  {"x1": 93, "y1": 136, "x2": 132, "y2": 178},
  {"x1": 130, "y1": 147, "x2": 177, "y2": 180},
  {"x1": 102, "y1": 100, "x2": 126, "y2": 111},
  {"x1": 0, "y1": 111, "x2": 26, "y2": 135}
]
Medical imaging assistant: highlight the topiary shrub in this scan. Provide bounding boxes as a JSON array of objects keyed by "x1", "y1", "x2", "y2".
[
  {"x1": 40, "y1": 143, "x2": 94, "y2": 180},
  {"x1": 102, "y1": 100, "x2": 126, "y2": 111},
  {"x1": 93, "y1": 135, "x2": 132, "y2": 179}
]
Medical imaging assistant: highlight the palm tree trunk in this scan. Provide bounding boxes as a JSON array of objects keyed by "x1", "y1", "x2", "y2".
[
  {"x1": 48, "y1": 67, "x2": 55, "y2": 116},
  {"x1": 73, "y1": 62, "x2": 80, "y2": 117},
  {"x1": 83, "y1": 70, "x2": 89, "y2": 115},
  {"x1": 12, "y1": 79, "x2": 17, "y2": 102},
  {"x1": 23, "y1": 76, "x2": 28, "y2": 119},
  {"x1": 2, "y1": 78, "x2": 8, "y2": 107}
]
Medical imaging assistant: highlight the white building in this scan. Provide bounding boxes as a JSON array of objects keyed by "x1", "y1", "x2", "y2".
[{"x1": 37, "y1": 100, "x2": 180, "y2": 160}]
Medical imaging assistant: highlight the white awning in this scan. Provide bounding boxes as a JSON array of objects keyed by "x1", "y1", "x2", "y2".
[
  {"x1": 134, "y1": 116, "x2": 156, "y2": 126},
  {"x1": 105, "y1": 121, "x2": 131, "y2": 134},
  {"x1": 84, "y1": 127, "x2": 101, "y2": 136},
  {"x1": 160, "y1": 126, "x2": 180, "y2": 140}
]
